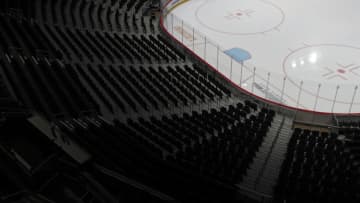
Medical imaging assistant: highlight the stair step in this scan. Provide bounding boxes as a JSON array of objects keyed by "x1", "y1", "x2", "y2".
[{"x1": 238, "y1": 114, "x2": 294, "y2": 199}]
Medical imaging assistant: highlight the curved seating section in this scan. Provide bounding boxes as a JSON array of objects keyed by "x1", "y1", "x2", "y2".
[
  {"x1": 0, "y1": 15, "x2": 184, "y2": 63},
  {"x1": 0, "y1": 55, "x2": 231, "y2": 119},
  {"x1": 0, "y1": 14, "x2": 62, "y2": 59},
  {"x1": 2, "y1": 0, "x2": 359, "y2": 202},
  {"x1": 0, "y1": 57, "x2": 98, "y2": 119},
  {"x1": 121, "y1": 102, "x2": 275, "y2": 184},
  {"x1": 36, "y1": 0, "x2": 154, "y2": 32},
  {"x1": 55, "y1": 104, "x2": 275, "y2": 201},
  {"x1": 0, "y1": 1, "x2": 247, "y2": 201},
  {"x1": 0, "y1": 0, "x2": 229, "y2": 120},
  {"x1": 1, "y1": 0, "x2": 155, "y2": 32},
  {"x1": 275, "y1": 128, "x2": 360, "y2": 202}
]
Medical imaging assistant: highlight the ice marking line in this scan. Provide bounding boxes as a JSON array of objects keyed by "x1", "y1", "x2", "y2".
[
  {"x1": 349, "y1": 66, "x2": 360, "y2": 77},
  {"x1": 195, "y1": 0, "x2": 285, "y2": 35},
  {"x1": 327, "y1": 75, "x2": 347, "y2": 80},
  {"x1": 322, "y1": 67, "x2": 334, "y2": 77},
  {"x1": 225, "y1": 9, "x2": 255, "y2": 20},
  {"x1": 336, "y1": 63, "x2": 354, "y2": 69}
]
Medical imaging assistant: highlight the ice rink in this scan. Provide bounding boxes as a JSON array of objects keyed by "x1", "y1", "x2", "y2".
[{"x1": 163, "y1": 0, "x2": 360, "y2": 114}]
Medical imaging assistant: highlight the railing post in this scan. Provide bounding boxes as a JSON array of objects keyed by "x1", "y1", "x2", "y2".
[
  {"x1": 192, "y1": 27, "x2": 195, "y2": 50},
  {"x1": 296, "y1": 81, "x2": 304, "y2": 108},
  {"x1": 216, "y1": 45, "x2": 219, "y2": 71},
  {"x1": 240, "y1": 63, "x2": 244, "y2": 87},
  {"x1": 265, "y1": 72, "x2": 270, "y2": 99},
  {"x1": 251, "y1": 67, "x2": 256, "y2": 93},
  {"x1": 230, "y1": 58, "x2": 233, "y2": 80},
  {"x1": 204, "y1": 37, "x2": 207, "y2": 59},
  {"x1": 280, "y1": 77, "x2": 286, "y2": 103},
  {"x1": 349, "y1": 85, "x2": 358, "y2": 113},
  {"x1": 181, "y1": 20, "x2": 184, "y2": 43},
  {"x1": 165, "y1": 11, "x2": 169, "y2": 29},
  {"x1": 171, "y1": 13, "x2": 174, "y2": 34},
  {"x1": 331, "y1": 85, "x2": 340, "y2": 113},
  {"x1": 313, "y1": 83, "x2": 321, "y2": 111}
]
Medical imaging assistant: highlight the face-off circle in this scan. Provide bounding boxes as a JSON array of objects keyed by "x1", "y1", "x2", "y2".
[
  {"x1": 195, "y1": 0, "x2": 285, "y2": 35},
  {"x1": 283, "y1": 44, "x2": 360, "y2": 85}
]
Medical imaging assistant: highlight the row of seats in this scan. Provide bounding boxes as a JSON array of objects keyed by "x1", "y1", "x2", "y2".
[
  {"x1": 0, "y1": 14, "x2": 62, "y2": 59},
  {"x1": 0, "y1": 79, "x2": 29, "y2": 117},
  {"x1": 35, "y1": 0, "x2": 155, "y2": 32},
  {"x1": 120, "y1": 101, "x2": 275, "y2": 185},
  {"x1": 275, "y1": 128, "x2": 360, "y2": 203},
  {"x1": 56, "y1": 115, "x2": 253, "y2": 202},
  {"x1": 0, "y1": 14, "x2": 180, "y2": 64},
  {"x1": 0, "y1": 0, "x2": 35, "y2": 19},
  {"x1": 189, "y1": 63, "x2": 232, "y2": 97},
  {"x1": 338, "y1": 120, "x2": 360, "y2": 128},
  {"x1": 72, "y1": 63, "x2": 231, "y2": 113},
  {"x1": 43, "y1": 25, "x2": 175, "y2": 63},
  {"x1": 0, "y1": 54, "x2": 232, "y2": 118},
  {"x1": 0, "y1": 56, "x2": 98, "y2": 119}
]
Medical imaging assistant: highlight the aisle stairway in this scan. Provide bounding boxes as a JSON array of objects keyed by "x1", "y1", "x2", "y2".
[{"x1": 237, "y1": 114, "x2": 293, "y2": 201}]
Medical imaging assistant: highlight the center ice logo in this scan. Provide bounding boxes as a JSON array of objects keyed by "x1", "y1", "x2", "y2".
[
  {"x1": 196, "y1": 0, "x2": 284, "y2": 35},
  {"x1": 322, "y1": 63, "x2": 360, "y2": 81},
  {"x1": 225, "y1": 9, "x2": 255, "y2": 20}
]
